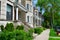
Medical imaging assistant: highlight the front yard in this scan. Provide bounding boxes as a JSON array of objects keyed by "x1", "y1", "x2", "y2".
[
  {"x1": 49, "y1": 29, "x2": 60, "y2": 40},
  {"x1": 49, "y1": 29, "x2": 57, "y2": 37},
  {"x1": 0, "y1": 23, "x2": 46, "y2": 40},
  {"x1": 49, "y1": 37, "x2": 60, "y2": 40}
]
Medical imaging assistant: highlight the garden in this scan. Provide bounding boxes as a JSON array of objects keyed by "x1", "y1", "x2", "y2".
[{"x1": 0, "y1": 23, "x2": 45, "y2": 40}]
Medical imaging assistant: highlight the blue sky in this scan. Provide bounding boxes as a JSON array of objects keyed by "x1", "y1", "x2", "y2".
[
  {"x1": 33, "y1": 0, "x2": 37, "y2": 4},
  {"x1": 33, "y1": 0, "x2": 37, "y2": 6},
  {"x1": 33, "y1": 0, "x2": 45, "y2": 14}
]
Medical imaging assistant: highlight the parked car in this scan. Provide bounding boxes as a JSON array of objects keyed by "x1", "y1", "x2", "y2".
[{"x1": 55, "y1": 26, "x2": 60, "y2": 35}]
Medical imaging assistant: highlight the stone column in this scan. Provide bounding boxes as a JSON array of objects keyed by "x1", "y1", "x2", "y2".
[
  {"x1": 13, "y1": 6, "x2": 14, "y2": 21},
  {"x1": 1, "y1": 0, "x2": 7, "y2": 20},
  {"x1": 16, "y1": 7, "x2": 18, "y2": 20}
]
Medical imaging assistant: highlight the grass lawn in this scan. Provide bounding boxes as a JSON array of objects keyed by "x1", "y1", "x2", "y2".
[
  {"x1": 49, "y1": 29, "x2": 60, "y2": 40},
  {"x1": 49, "y1": 38, "x2": 60, "y2": 40},
  {"x1": 49, "y1": 29, "x2": 57, "y2": 37}
]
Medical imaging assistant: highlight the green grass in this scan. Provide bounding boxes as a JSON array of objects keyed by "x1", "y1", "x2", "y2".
[
  {"x1": 49, "y1": 29, "x2": 60, "y2": 40},
  {"x1": 49, "y1": 38, "x2": 60, "y2": 40},
  {"x1": 49, "y1": 29, "x2": 57, "y2": 37}
]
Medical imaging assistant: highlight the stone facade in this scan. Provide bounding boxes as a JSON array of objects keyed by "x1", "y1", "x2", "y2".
[
  {"x1": 0, "y1": 0, "x2": 34, "y2": 28},
  {"x1": 26, "y1": 0, "x2": 33, "y2": 28},
  {"x1": 0, "y1": 0, "x2": 43, "y2": 30},
  {"x1": 33, "y1": 7, "x2": 43, "y2": 28}
]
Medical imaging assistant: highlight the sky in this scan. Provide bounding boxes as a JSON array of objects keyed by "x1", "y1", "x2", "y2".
[
  {"x1": 33, "y1": 0, "x2": 37, "y2": 6},
  {"x1": 33, "y1": 0, "x2": 45, "y2": 14}
]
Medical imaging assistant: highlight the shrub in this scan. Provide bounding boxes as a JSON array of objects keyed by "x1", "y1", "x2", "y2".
[
  {"x1": 5, "y1": 23, "x2": 14, "y2": 31},
  {"x1": 0, "y1": 24, "x2": 33, "y2": 40},
  {"x1": 16, "y1": 25, "x2": 24, "y2": 30},
  {"x1": 28, "y1": 29, "x2": 34, "y2": 38},
  {"x1": 0, "y1": 30, "x2": 33, "y2": 40},
  {"x1": 41, "y1": 27, "x2": 46, "y2": 30},
  {"x1": 0, "y1": 25, "x2": 4, "y2": 31},
  {"x1": 0, "y1": 31, "x2": 16, "y2": 40},
  {"x1": 34, "y1": 27, "x2": 43, "y2": 34},
  {"x1": 49, "y1": 29, "x2": 57, "y2": 37},
  {"x1": 15, "y1": 30, "x2": 33, "y2": 40}
]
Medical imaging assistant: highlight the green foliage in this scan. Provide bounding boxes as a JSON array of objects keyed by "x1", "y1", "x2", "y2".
[
  {"x1": 0, "y1": 25, "x2": 4, "y2": 31},
  {"x1": 16, "y1": 25, "x2": 24, "y2": 30},
  {"x1": 0, "y1": 23, "x2": 33, "y2": 40},
  {"x1": 28, "y1": 28, "x2": 34, "y2": 38},
  {"x1": 5, "y1": 23, "x2": 14, "y2": 31},
  {"x1": 41, "y1": 27, "x2": 46, "y2": 30},
  {"x1": 49, "y1": 38, "x2": 60, "y2": 40},
  {"x1": 49, "y1": 29, "x2": 57, "y2": 37},
  {"x1": 34, "y1": 27, "x2": 43, "y2": 34},
  {"x1": 0, "y1": 30, "x2": 33, "y2": 40},
  {"x1": 15, "y1": 30, "x2": 28, "y2": 40},
  {"x1": 37, "y1": 0, "x2": 60, "y2": 27}
]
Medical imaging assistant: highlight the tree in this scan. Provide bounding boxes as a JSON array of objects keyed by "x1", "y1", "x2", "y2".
[{"x1": 37, "y1": 0, "x2": 60, "y2": 28}]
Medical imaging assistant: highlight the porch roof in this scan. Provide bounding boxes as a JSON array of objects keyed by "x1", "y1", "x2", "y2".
[
  {"x1": 14, "y1": 2, "x2": 27, "y2": 13},
  {"x1": 8, "y1": 0, "x2": 27, "y2": 13}
]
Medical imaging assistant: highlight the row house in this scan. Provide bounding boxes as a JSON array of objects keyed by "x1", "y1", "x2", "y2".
[
  {"x1": 26, "y1": 0, "x2": 33, "y2": 28},
  {"x1": 0, "y1": 0, "x2": 33, "y2": 30},
  {"x1": 33, "y1": 7, "x2": 43, "y2": 28},
  {"x1": 0, "y1": 0, "x2": 43, "y2": 31}
]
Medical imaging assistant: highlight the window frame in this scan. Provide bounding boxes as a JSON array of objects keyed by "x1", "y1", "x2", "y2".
[
  {"x1": 27, "y1": 4, "x2": 29, "y2": 10},
  {"x1": 27, "y1": 16, "x2": 29, "y2": 22},
  {"x1": 0, "y1": 1, "x2": 1, "y2": 15},
  {"x1": 6, "y1": 4, "x2": 13, "y2": 20},
  {"x1": 0, "y1": 1, "x2": 1, "y2": 11}
]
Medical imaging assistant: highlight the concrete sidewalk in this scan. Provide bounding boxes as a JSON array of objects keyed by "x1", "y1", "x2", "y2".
[{"x1": 34, "y1": 29, "x2": 50, "y2": 40}]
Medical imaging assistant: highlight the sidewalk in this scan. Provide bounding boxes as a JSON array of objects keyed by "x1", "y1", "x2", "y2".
[{"x1": 34, "y1": 29, "x2": 50, "y2": 40}]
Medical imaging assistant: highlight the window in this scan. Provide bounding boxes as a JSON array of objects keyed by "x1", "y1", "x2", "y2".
[
  {"x1": 0, "y1": 1, "x2": 1, "y2": 15},
  {"x1": 39, "y1": 20, "x2": 40, "y2": 25},
  {"x1": 27, "y1": 16, "x2": 29, "y2": 22},
  {"x1": 30, "y1": 5, "x2": 32, "y2": 11},
  {"x1": 27, "y1": 4, "x2": 29, "y2": 10},
  {"x1": 6, "y1": 4, "x2": 13, "y2": 20},
  {"x1": 0, "y1": 1, "x2": 1, "y2": 11},
  {"x1": 15, "y1": 0, "x2": 18, "y2": 3},
  {"x1": 36, "y1": 19, "x2": 37, "y2": 26}
]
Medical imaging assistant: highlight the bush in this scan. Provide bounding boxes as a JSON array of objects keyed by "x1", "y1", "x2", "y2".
[
  {"x1": 42, "y1": 27, "x2": 46, "y2": 30},
  {"x1": 0, "y1": 24, "x2": 33, "y2": 40},
  {"x1": 0, "y1": 30, "x2": 33, "y2": 40},
  {"x1": 49, "y1": 29, "x2": 57, "y2": 37},
  {"x1": 16, "y1": 25, "x2": 24, "y2": 30},
  {"x1": 0, "y1": 25, "x2": 4, "y2": 31},
  {"x1": 5, "y1": 23, "x2": 14, "y2": 31},
  {"x1": 34, "y1": 27, "x2": 43, "y2": 34},
  {"x1": 28, "y1": 29, "x2": 34, "y2": 37}
]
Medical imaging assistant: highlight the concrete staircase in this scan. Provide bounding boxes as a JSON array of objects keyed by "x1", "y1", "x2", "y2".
[{"x1": 13, "y1": 20, "x2": 32, "y2": 31}]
